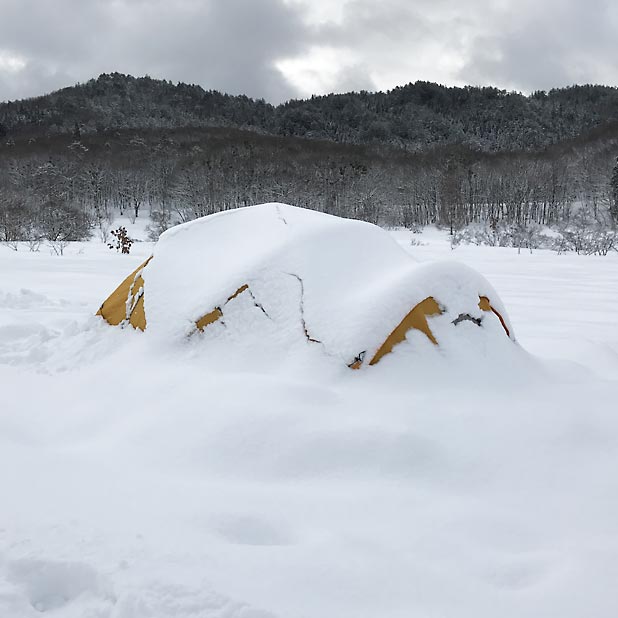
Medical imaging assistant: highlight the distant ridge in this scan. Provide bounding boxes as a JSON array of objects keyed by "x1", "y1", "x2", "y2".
[{"x1": 2, "y1": 73, "x2": 618, "y2": 152}]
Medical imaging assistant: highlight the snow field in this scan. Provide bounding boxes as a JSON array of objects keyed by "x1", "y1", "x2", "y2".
[{"x1": 0, "y1": 218, "x2": 617, "y2": 617}]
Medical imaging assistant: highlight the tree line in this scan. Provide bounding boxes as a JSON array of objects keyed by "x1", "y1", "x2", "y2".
[{"x1": 1, "y1": 122, "x2": 617, "y2": 253}]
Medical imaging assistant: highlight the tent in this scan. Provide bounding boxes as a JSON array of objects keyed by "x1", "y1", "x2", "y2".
[{"x1": 97, "y1": 203, "x2": 513, "y2": 368}]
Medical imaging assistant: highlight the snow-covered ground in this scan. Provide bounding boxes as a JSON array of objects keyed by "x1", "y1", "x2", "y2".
[{"x1": 1, "y1": 217, "x2": 617, "y2": 618}]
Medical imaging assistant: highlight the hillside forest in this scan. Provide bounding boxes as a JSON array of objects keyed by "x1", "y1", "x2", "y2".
[{"x1": 1, "y1": 73, "x2": 617, "y2": 254}]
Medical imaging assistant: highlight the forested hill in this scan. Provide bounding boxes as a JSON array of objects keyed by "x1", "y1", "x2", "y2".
[{"x1": 2, "y1": 73, "x2": 618, "y2": 152}]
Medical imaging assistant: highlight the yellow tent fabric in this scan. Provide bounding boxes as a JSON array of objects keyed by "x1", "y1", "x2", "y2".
[
  {"x1": 194, "y1": 285, "x2": 249, "y2": 332},
  {"x1": 479, "y1": 295, "x2": 511, "y2": 338},
  {"x1": 368, "y1": 296, "x2": 442, "y2": 366},
  {"x1": 96, "y1": 257, "x2": 151, "y2": 331}
]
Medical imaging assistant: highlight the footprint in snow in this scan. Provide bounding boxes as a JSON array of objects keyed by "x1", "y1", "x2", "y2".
[
  {"x1": 214, "y1": 514, "x2": 294, "y2": 546},
  {"x1": 5, "y1": 558, "x2": 115, "y2": 614}
]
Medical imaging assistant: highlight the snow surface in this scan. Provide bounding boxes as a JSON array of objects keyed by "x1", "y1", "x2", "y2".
[{"x1": 1, "y1": 214, "x2": 618, "y2": 618}]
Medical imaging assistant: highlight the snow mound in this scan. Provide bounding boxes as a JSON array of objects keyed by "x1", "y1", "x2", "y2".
[{"x1": 132, "y1": 203, "x2": 515, "y2": 366}]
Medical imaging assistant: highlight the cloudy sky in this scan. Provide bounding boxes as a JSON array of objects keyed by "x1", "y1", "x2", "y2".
[{"x1": 0, "y1": 0, "x2": 616, "y2": 104}]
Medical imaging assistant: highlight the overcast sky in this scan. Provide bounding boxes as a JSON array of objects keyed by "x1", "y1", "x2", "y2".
[{"x1": 1, "y1": 0, "x2": 617, "y2": 104}]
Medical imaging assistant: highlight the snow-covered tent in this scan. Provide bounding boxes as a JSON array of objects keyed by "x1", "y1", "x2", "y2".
[{"x1": 97, "y1": 203, "x2": 513, "y2": 368}]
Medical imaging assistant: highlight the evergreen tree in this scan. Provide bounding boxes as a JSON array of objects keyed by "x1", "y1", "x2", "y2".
[{"x1": 611, "y1": 157, "x2": 618, "y2": 224}]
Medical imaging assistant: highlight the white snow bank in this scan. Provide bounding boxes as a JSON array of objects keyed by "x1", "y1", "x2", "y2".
[{"x1": 2, "y1": 223, "x2": 617, "y2": 618}]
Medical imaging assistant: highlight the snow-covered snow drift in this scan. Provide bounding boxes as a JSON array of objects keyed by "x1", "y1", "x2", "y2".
[{"x1": 97, "y1": 203, "x2": 514, "y2": 369}]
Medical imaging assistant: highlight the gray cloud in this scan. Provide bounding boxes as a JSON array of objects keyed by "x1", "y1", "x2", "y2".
[
  {"x1": 331, "y1": 63, "x2": 375, "y2": 93},
  {"x1": 458, "y1": 0, "x2": 618, "y2": 91},
  {"x1": 307, "y1": 0, "x2": 618, "y2": 94},
  {"x1": 0, "y1": 0, "x2": 311, "y2": 103},
  {"x1": 1, "y1": 0, "x2": 617, "y2": 104}
]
